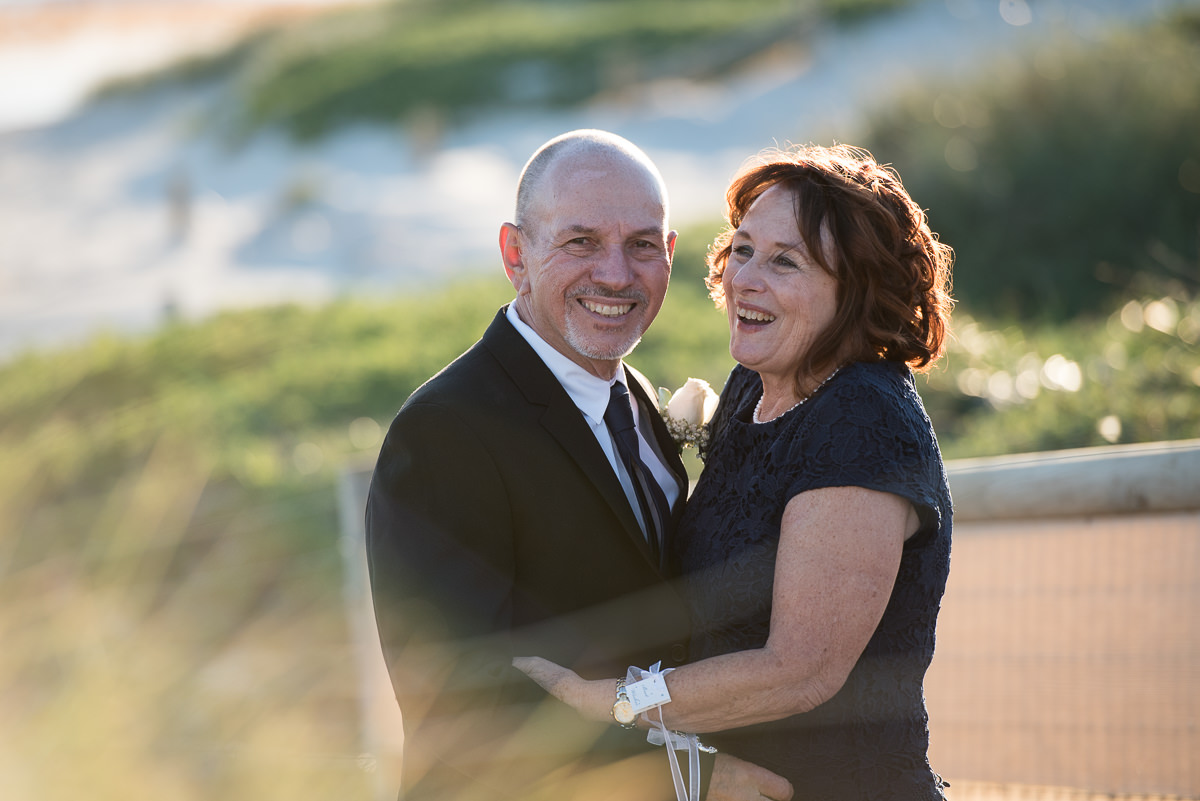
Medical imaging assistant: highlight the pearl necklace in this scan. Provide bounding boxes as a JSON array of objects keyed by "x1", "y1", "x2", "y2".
[{"x1": 753, "y1": 367, "x2": 843, "y2": 424}]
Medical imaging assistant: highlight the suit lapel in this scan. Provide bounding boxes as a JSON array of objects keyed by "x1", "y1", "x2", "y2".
[
  {"x1": 481, "y1": 309, "x2": 660, "y2": 568},
  {"x1": 624, "y1": 367, "x2": 689, "y2": 502},
  {"x1": 624, "y1": 367, "x2": 691, "y2": 568}
]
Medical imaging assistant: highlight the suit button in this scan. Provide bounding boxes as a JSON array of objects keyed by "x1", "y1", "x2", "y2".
[{"x1": 670, "y1": 643, "x2": 687, "y2": 664}]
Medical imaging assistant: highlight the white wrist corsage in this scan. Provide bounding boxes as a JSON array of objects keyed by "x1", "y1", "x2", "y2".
[{"x1": 658, "y1": 378, "x2": 718, "y2": 458}]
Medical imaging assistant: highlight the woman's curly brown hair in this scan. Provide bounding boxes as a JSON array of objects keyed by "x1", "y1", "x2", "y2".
[{"x1": 707, "y1": 144, "x2": 954, "y2": 382}]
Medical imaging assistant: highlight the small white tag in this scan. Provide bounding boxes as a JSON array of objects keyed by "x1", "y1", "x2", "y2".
[
  {"x1": 647, "y1": 728, "x2": 691, "y2": 750},
  {"x1": 625, "y1": 672, "x2": 672, "y2": 713}
]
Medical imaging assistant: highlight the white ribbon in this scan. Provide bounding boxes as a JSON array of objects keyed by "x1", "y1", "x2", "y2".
[{"x1": 627, "y1": 662, "x2": 702, "y2": 801}]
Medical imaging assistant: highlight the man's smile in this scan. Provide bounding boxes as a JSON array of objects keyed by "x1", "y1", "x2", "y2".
[{"x1": 580, "y1": 298, "x2": 635, "y2": 317}]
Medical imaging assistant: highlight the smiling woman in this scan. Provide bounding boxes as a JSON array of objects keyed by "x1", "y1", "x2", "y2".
[
  {"x1": 719, "y1": 183, "x2": 842, "y2": 422},
  {"x1": 706, "y1": 145, "x2": 953, "y2": 413}
]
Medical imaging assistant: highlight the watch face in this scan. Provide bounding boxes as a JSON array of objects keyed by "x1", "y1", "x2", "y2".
[{"x1": 612, "y1": 699, "x2": 636, "y2": 725}]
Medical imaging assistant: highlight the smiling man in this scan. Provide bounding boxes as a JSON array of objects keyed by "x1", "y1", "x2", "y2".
[
  {"x1": 365, "y1": 130, "x2": 788, "y2": 801},
  {"x1": 498, "y1": 134, "x2": 674, "y2": 378}
]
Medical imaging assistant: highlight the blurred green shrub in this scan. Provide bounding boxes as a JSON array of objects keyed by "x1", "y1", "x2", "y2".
[
  {"x1": 862, "y1": 9, "x2": 1200, "y2": 321},
  {"x1": 233, "y1": 0, "x2": 811, "y2": 139},
  {"x1": 103, "y1": 0, "x2": 911, "y2": 141},
  {"x1": 919, "y1": 293, "x2": 1200, "y2": 458}
]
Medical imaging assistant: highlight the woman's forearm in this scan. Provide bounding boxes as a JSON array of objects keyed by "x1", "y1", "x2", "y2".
[
  {"x1": 522, "y1": 487, "x2": 911, "y2": 734},
  {"x1": 558, "y1": 647, "x2": 831, "y2": 734},
  {"x1": 652, "y1": 645, "x2": 835, "y2": 733},
  {"x1": 653, "y1": 486, "x2": 909, "y2": 733}
]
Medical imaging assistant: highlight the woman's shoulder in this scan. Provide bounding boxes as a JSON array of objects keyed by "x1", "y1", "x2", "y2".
[
  {"x1": 792, "y1": 361, "x2": 949, "y2": 512},
  {"x1": 803, "y1": 360, "x2": 935, "y2": 450},
  {"x1": 820, "y1": 361, "x2": 924, "y2": 417},
  {"x1": 838, "y1": 359, "x2": 913, "y2": 392}
]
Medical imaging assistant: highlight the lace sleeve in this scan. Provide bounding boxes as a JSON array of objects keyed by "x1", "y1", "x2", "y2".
[{"x1": 783, "y1": 362, "x2": 946, "y2": 529}]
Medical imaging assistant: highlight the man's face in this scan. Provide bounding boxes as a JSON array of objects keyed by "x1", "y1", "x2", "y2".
[{"x1": 503, "y1": 155, "x2": 676, "y2": 379}]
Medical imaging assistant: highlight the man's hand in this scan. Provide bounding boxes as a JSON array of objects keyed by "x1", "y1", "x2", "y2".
[{"x1": 706, "y1": 753, "x2": 793, "y2": 801}]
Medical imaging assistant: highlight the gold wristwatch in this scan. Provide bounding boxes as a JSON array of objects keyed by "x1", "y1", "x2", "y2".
[{"x1": 612, "y1": 677, "x2": 637, "y2": 729}]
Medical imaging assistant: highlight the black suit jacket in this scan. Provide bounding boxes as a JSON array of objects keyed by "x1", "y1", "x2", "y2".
[{"x1": 366, "y1": 308, "x2": 702, "y2": 801}]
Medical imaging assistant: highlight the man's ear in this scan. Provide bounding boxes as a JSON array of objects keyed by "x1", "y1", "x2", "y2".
[
  {"x1": 666, "y1": 230, "x2": 678, "y2": 262},
  {"x1": 499, "y1": 223, "x2": 525, "y2": 291}
]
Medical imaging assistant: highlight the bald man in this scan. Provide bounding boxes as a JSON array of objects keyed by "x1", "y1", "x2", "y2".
[{"x1": 366, "y1": 130, "x2": 790, "y2": 801}]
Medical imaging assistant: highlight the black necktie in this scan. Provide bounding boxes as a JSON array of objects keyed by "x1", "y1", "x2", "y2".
[{"x1": 604, "y1": 381, "x2": 671, "y2": 564}]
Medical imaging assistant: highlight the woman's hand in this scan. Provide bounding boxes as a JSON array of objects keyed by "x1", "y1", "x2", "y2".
[{"x1": 512, "y1": 656, "x2": 617, "y2": 724}]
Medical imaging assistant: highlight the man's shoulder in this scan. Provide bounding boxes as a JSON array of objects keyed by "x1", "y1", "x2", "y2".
[
  {"x1": 408, "y1": 338, "x2": 495, "y2": 399},
  {"x1": 402, "y1": 309, "x2": 522, "y2": 404}
]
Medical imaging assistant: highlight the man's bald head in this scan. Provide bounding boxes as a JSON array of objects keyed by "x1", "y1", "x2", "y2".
[{"x1": 514, "y1": 129, "x2": 670, "y2": 237}]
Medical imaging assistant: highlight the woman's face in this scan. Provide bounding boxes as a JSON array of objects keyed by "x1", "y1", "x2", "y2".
[{"x1": 722, "y1": 183, "x2": 840, "y2": 389}]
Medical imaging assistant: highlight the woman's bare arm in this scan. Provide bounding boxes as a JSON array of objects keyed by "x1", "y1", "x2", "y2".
[{"x1": 514, "y1": 485, "x2": 919, "y2": 733}]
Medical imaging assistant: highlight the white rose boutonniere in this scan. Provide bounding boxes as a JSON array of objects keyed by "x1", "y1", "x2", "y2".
[{"x1": 657, "y1": 378, "x2": 719, "y2": 458}]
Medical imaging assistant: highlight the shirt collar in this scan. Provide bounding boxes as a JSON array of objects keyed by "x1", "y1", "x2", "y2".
[{"x1": 505, "y1": 303, "x2": 623, "y2": 425}]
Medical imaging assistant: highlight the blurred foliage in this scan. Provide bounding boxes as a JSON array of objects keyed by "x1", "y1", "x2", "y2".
[
  {"x1": 861, "y1": 8, "x2": 1200, "y2": 321},
  {"x1": 920, "y1": 294, "x2": 1200, "y2": 459},
  {"x1": 0, "y1": 281, "x2": 511, "y2": 801},
  {"x1": 100, "y1": 0, "x2": 911, "y2": 141},
  {"x1": 0, "y1": 282, "x2": 513, "y2": 519}
]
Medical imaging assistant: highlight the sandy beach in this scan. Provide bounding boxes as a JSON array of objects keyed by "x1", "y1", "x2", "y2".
[{"x1": 0, "y1": 0, "x2": 369, "y2": 131}]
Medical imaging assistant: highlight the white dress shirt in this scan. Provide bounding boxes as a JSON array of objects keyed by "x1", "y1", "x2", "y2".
[{"x1": 506, "y1": 304, "x2": 681, "y2": 535}]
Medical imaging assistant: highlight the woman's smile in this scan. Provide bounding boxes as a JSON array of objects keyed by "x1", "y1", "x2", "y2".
[{"x1": 735, "y1": 304, "x2": 777, "y2": 325}]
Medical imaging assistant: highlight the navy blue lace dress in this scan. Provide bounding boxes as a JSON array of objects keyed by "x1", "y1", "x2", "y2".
[{"x1": 673, "y1": 361, "x2": 952, "y2": 800}]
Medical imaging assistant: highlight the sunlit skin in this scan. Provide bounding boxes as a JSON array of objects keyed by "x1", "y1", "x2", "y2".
[
  {"x1": 499, "y1": 151, "x2": 676, "y2": 380},
  {"x1": 723, "y1": 183, "x2": 844, "y2": 420}
]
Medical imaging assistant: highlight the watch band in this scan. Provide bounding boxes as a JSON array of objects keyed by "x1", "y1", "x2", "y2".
[{"x1": 612, "y1": 677, "x2": 637, "y2": 729}]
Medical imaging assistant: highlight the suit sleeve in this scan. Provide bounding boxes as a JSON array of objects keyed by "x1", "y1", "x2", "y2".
[
  {"x1": 367, "y1": 397, "x2": 704, "y2": 801},
  {"x1": 366, "y1": 400, "x2": 528, "y2": 797}
]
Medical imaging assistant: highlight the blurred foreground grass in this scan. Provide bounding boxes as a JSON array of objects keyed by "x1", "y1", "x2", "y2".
[{"x1": 0, "y1": 283, "x2": 514, "y2": 800}]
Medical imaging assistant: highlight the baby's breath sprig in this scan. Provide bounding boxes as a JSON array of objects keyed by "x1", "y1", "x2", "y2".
[{"x1": 661, "y1": 413, "x2": 710, "y2": 455}]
